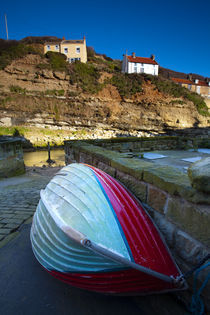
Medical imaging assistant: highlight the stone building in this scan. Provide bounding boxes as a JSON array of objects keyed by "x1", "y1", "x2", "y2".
[
  {"x1": 171, "y1": 77, "x2": 210, "y2": 98},
  {"x1": 44, "y1": 36, "x2": 87, "y2": 63}
]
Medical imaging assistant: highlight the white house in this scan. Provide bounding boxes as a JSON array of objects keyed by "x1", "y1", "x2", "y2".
[{"x1": 122, "y1": 52, "x2": 159, "y2": 75}]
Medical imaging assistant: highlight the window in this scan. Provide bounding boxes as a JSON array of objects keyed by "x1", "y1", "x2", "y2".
[
  {"x1": 64, "y1": 47, "x2": 68, "y2": 54},
  {"x1": 55, "y1": 45, "x2": 59, "y2": 50},
  {"x1": 140, "y1": 68, "x2": 144, "y2": 73},
  {"x1": 188, "y1": 84, "x2": 192, "y2": 90},
  {"x1": 76, "y1": 47, "x2": 80, "y2": 54},
  {"x1": 69, "y1": 58, "x2": 81, "y2": 63},
  {"x1": 47, "y1": 45, "x2": 50, "y2": 50},
  {"x1": 134, "y1": 66, "x2": 137, "y2": 73}
]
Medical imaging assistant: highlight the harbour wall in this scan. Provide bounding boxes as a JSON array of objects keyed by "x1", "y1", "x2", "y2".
[
  {"x1": 0, "y1": 137, "x2": 25, "y2": 178},
  {"x1": 65, "y1": 136, "x2": 210, "y2": 311}
]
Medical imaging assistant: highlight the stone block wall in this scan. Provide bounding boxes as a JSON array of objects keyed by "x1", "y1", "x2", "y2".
[
  {"x1": 65, "y1": 139, "x2": 210, "y2": 311},
  {"x1": 0, "y1": 137, "x2": 25, "y2": 178},
  {"x1": 90, "y1": 136, "x2": 210, "y2": 152}
]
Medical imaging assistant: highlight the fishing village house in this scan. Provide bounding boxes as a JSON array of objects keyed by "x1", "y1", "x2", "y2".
[
  {"x1": 171, "y1": 77, "x2": 210, "y2": 98},
  {"x1": 122, "y1": 52, "x2": 159, "y2": 75},
  {"x1": 44, "y1": 36, "x2": 87, "y2": 63}
]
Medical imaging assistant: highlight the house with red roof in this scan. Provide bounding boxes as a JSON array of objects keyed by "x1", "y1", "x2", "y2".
[
  {"x1": 171, "y1": 77, "x2": 210, "y2": 98},
  {"x1": 122, "y1": 52, "x2": 159, "y2": 75}
]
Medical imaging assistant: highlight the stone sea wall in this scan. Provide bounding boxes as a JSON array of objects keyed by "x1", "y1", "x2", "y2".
[
  {"x1": 0, "y1": 137, "x2": 25, "y2": 178},
  {"x1": 65, "y1": 136, "x2": 210, "y2": 311}
]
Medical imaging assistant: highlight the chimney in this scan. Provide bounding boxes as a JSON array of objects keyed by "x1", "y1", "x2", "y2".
[
  {"x1": 195, "y1": 79, "x2": 199, "y2": 84},
  {"x1": 188, "y1": 74, "x2": 193, "y2": 81},
  {"x1": 62, "y1": 36, "x2": 66, "y2": 40},
  {"x1": 150, "y1": 54, "x2": 155, "y2": 60},
  {"x1": 132, "y1": 52, "x2": 136, "y2": 58},
  {"x1": 83, "y1": 35, "x2": 86, "y2": 41}
]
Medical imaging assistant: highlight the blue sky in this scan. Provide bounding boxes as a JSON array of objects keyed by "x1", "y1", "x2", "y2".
[{"x1": 0, "y1": 0, "x2": 210, "y2": 77}]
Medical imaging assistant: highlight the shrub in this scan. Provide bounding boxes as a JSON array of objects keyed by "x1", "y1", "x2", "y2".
[
  {"x1": 45, "y1": 51, "x2": 68, "y2": 71},
  {"x1": 0, "y1": 41, "x2": 39, "y2": 69},
  {"x1": 69, "y1": 61, "x2": 103, "y2": 93},
  {"x1": 110, "y1": 73, "x2": 143, "y2": 97}
]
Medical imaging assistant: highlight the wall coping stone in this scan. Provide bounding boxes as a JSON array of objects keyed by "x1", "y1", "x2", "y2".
[{"x1": 66, "y1": 142, "x2": 210, "y2": 205}]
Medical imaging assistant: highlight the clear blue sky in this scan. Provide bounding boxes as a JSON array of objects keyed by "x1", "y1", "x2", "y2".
[{"x1": 1, "y1": 0, "x2": 210, "y2": 77}]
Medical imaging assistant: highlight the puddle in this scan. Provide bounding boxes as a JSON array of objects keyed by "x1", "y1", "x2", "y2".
[
  {"x1": 181, "y1": 157, "x2": 202, "y2": 163},
  {"x1": 24, "y1": 149, "x2": 65, "y2": 167},
  {"x1": 142, "y1": 153, "x2": 167, "y2": 160}
]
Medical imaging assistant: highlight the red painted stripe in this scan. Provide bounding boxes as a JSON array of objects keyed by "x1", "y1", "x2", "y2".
[
  {"x1": 89, "y1": 166, "x2": 179, "y2": 278},
  {"x1": 48, "y1": 268, "x2": 175, "y2": 294}
]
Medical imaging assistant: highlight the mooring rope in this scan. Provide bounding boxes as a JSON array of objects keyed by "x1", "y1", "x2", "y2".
[{"x1": 189, "y1": 262, "x2": 210, "y2": 315}]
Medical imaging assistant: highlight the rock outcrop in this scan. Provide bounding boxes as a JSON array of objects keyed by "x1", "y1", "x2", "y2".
[
  {"x1": 188, "y1": 157, "x2": 210, "y2": 193},
  {"x1": 0, "y1": 54, "x2": 209, "y2": 139}
]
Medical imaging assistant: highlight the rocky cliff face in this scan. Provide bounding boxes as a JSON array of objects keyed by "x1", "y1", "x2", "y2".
[{"x1": 0, "y1": 54, "x2": 209, "y2": 143}]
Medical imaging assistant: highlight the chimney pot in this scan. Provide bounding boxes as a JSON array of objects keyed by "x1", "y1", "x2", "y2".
[
  {"x1": 150, "y1": 54, "x2": 155, "y2": 60},
  {"x1": 62, "y1": 36, "x2": 66, "y2": 40},
  {"x1": 132, "y1": 52, "x2": 136, "y2": 58}
]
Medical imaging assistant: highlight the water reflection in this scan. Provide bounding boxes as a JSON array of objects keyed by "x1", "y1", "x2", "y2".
[{"x1": 24, "y1": 149, "x2": 65, "y2": 167}]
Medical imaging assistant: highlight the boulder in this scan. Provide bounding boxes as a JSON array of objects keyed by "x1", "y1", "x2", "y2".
[{"x1": 188, "y1": 157, "x2": 210, "y2": 193}]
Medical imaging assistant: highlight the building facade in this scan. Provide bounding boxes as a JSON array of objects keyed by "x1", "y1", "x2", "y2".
[
  {"x1": 44, "y1": 37, "x2": 87, "y2": 63},
  {"x1": 171, "y1": 78, "x2": 210, "y2": 98},
  {"x1": 122, "y1": 53, "x2": 159, "y2": 75}
]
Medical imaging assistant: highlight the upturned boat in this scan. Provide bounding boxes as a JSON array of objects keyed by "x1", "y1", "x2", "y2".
[{"x1": 30, "y1": 163, "x2": 187, "y2": 294}]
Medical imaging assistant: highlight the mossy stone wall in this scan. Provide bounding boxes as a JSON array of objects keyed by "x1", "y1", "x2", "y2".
[{"x1": 0, "y1": 138, "x2": 25, "y2": 178}]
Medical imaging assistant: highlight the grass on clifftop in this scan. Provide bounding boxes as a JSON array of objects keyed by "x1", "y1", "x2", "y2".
[{"x1": 0, "y1": 40, "x2": 40, "y2": 70}]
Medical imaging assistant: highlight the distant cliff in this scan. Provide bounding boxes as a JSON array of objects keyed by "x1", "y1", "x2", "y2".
[{"x1": 0, "y1": 38, "x2": 209, "y2": 145}]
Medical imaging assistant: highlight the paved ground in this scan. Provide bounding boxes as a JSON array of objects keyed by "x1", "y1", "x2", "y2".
[
  {"x1": 0, "y1": 167, "x2": 61, "y2": 243},
  {"x1": 0, "y1": 223, "x2": 189, "y2": 315},
  {"x1": 0, "y1": 166, "x2": 189, "y2": 314}
]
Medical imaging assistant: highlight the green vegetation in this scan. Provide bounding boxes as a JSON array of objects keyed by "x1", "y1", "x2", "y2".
[
  {"x1": 110, "y1": 73, "x2": 143, "y2": 97},
  {"x1": 69, "y1": 61, "x2": 103, "y2": 93},
  {"x1": 87, "y1": 47, "x2": 121, "y2": 73},
  {"x1": 10, "y1": 85, "x2": 26, "y2": 94},
  {"x1": 186, "y1": 92, "x2": 209, "y2": 116},
  {"x1": 45, "y1": 51, "x2": 67, "y2": 71},
  {"x1": 54, "y1": 104, "x2": 60, "y2": 120},
  {"x1": 143, "y1": 74, "x2": 209, "y2": 117},
  {"x1": 44, "y1": 89, "x2": 65, "y2": 96},
  {"x1": 0, "y1": 96, "x2": 14, "y2": 108},
  {"x1": 0, "y1": 126, "x2": 30, "y2": 136},
  {"x1": 170, "y1": 99, "x2": 186, "y2": 105},
  {"x1": 37, "y1": 51, "x2": 68, "y2": 72},
  {"x1": 0, "y1": 41, "x2": 39, "y2": 70}
]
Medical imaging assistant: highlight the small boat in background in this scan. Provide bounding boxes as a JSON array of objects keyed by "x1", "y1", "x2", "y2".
[{"x1": 30, "y1": 163, "x2": 187, "y2": 294}]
